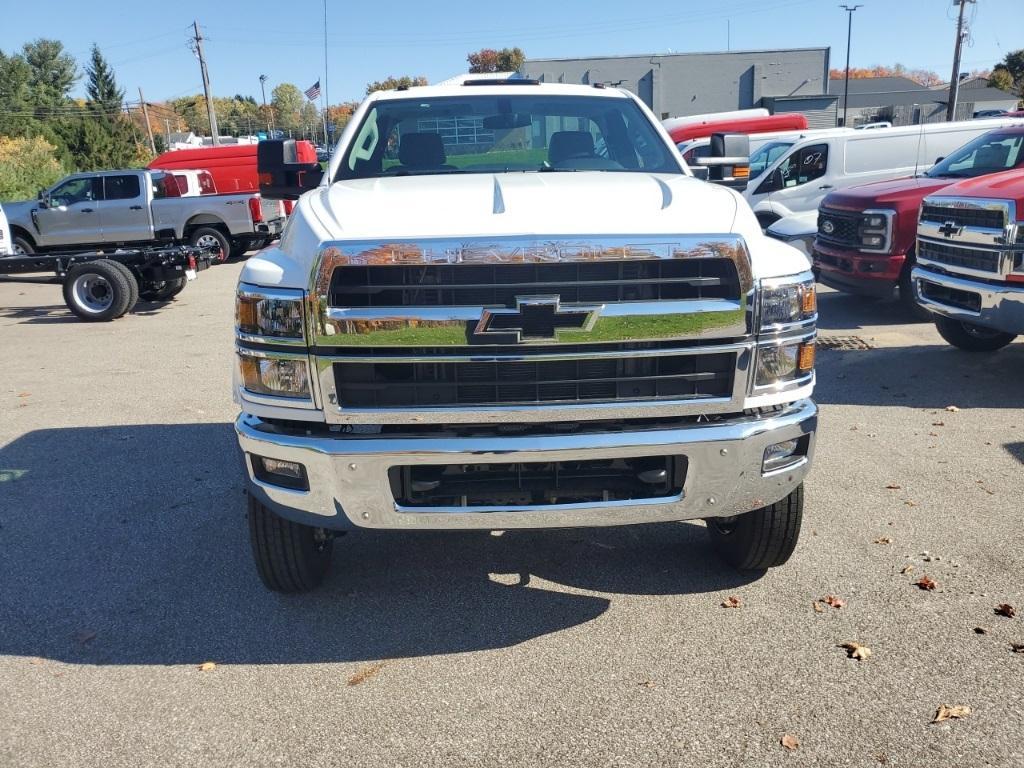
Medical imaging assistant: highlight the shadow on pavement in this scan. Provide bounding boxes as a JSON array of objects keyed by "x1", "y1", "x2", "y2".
[
  {"x1": 815, "y1": 290, "x2": 926, "y2": 331},
  {"x1": 0, "y1": 423, "x2": 755, "y2": 667},
  {"x1": 816, "y1": 342, "x2": 1024, "y2": 410}
]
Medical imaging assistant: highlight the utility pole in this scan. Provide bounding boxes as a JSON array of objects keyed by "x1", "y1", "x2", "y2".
[
  {"x1": 946, "y1": 0, "x2": 975, "y2": 121},
  {"x1": 259, "y1": 74, "x2": 272, "y2": 135},
  {"x1": 839, "y1": 4, "x2": 862, "y2": 127},
  {"x1": 164, "y1": 118, "x2": 171, "y2": 149},
  {"x1": 192, "y1": 20, "x2": 220, "y2": 145},
  {"x1": 138, "y1": 87, "x2": 157, "y2": 154}
]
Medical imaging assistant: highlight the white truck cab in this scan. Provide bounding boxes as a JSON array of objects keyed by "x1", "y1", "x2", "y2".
[
  {"x1": 233, "y1": 79, "x2": 818, "y2": 592},
  {"x1": 0, "y1": 203, "x2": 11, "y2": 255}
]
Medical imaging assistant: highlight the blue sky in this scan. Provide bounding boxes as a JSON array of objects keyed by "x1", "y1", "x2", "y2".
[{"x1": 1, "y1": 0, "x2": 1018, "y2": 104}]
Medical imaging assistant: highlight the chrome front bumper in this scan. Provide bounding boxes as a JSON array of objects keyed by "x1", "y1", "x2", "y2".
[
  {"x1": 913, "y1": 266, "x2": 1024, "y2": 336},
  {"x1": 236, "y1": 399, "x2": 817, "y2": 531}
]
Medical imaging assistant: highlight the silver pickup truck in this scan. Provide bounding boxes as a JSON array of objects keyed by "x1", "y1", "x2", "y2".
[{"x1": 3, "y1": 169, "x2": 284, "y2": 260}]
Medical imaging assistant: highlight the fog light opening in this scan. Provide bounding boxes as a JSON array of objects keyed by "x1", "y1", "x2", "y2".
[
  {"x1": 252, "y1": 455, "x2": 309, "y2": 491},
  {"x1": 762, "y1": 437, "x2": 806, "y2": 473}
]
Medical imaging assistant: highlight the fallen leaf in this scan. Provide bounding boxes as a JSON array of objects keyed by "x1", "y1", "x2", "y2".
[
  {"x1": 347, "y1": 661, "x2": 387, "y2": 687},
  {"x1": 904, "y1": 500, "x2": 919, "y2": 507},
  {"x1": 973, "y1": 627, "x2": 988, "y2": 635},
  {"x1": 73, "y1": 630, "x2": 96, "y2": 645},
  {"x1": 995, "y1": 603, "x2": 1016, "y2": 618},
  {"x1": 928, "y1": 432, "x2": 939, "y2": 437},
  {"x1": 884, "y1": 484, "x2": 902, "y2": 490},
  {"x1": 812, "y1": 601, "x2": 825, "y2": 613},
  {"x1": 840, "y1": 642, "x2": 872, "y2": 661},
  {"x1": 932, "y1": 704, "x2": 970, "y2": 723},
  {"x1": 198, "y1": 661, "x2": 216, "y2": 672},
  {"x1": 638, "y1": 680, "x2": 656, "y2": 688},
  {"x1": 721, "y1": 596, "x2": 742, "y2": 608},
  {"x1": 900, "y1": 565, "x2": 915, "y2": 574},
  {"x1": 17, "y1": 392, "x2": 30, "y2": 398},
  {"x1": 873, "y1": 537, "x2": 893, "y2": 545},
  {"x1": 915, "y1": 575, "x2": 938, "y2": 591},
  {"x1": 780, "y1": 734, "x2": 800, "y2": 751},
  {"x1": 931, "y1": 421, "x2": 945, "y2": 427},
  {"x1": 1011, "y1": 643, "x2": 1024, "y2": 654},
  {"x1": 823, "y1": 595, "x2": 846, "y2": 609}
]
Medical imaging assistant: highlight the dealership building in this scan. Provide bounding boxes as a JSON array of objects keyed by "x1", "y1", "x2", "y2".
[{"x1": 522, "y1": 47, "x2": 838, "y2": 127}]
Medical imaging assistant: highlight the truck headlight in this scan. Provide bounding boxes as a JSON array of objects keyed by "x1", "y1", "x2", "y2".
[
  {"x1": 236, "y1": 285, "x2": 305, "y2": 341},
  {"x1": 755, "y1": 341, "x2": 815, "y2": 387},
  {"x1": 239, "y1": 354, "x2": 310, "y2": 398},
  {"x1": 858, "y1": 209, "x2": 894, "y2": 253},
  {"x1": 760, "y1": 277, "x2": 816, "y2": 329}
]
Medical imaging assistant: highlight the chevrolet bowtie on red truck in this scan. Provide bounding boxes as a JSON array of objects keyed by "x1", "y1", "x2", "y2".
[
  {"x1": 813, "y1": 126, "x2": 1024, "y2": 312},
  {"x1": 912, "y1": 169, "x2": 1024, "y2": 351},
  {"x1": 232, "y1": 79, "x2": 818, "y2": 592}
]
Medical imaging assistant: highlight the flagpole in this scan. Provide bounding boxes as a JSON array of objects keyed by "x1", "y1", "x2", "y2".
[{"x1": 322, "y1": 0, "x2": 331, "y2": 162}]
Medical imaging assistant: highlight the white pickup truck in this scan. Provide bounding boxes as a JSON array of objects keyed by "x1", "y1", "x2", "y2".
[
  {"x1": 3, "y1": 169, "x2": 283, "y2": 260},
  {"x1": 233, "y1": 78, "x2": 818, "y2": 592}
]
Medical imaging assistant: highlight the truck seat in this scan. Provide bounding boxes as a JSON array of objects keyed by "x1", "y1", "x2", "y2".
[
  {"x1": 548, "y1": 131, "x2": 596, "y2": 165},
  {"x1": 398, "y1": 133, "x2": 451, "y2": 170}
]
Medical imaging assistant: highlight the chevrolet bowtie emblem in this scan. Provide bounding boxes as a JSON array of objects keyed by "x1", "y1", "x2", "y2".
[
  {"x1": 937, "y1": 220, "x2": 963, "y2": 238},
  {"x1": 474, "y1": 296, "x2": 602, "y2": 343}
]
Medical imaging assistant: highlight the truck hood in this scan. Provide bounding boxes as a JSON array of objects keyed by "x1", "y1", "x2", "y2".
[
  {"x1": 305, "y1": 172, "x2": 742, "y2": 239},
  {"x1": 1, "y1": 200, "x2": 36, "y2": 227},
  {"x1": 933, "y1": 169, "x2": 1024, "y2": 202},
  {"x1": 822, "y1": 175, "x2": 955, "y2": 211}
]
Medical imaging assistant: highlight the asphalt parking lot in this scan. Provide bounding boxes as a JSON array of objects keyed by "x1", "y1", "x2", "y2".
[{"x1": 1, "y1": 262, "x2": 1023, "y2": 768}]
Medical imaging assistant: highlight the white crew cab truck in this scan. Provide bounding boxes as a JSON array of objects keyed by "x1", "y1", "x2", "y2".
[{"x1": 235, "y1": 79, "x2": 818, "y2": 592}]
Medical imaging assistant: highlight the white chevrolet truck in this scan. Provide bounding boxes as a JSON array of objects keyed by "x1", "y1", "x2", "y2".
[{"x1": 234, "y1": 79, "x2": 818, "y2": 592}]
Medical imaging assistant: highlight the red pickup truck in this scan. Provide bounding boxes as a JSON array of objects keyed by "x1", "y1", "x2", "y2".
[
  {"x1": 812, "y1": 126, "x2": 1024, "y2": 311},
  {"x1": 912, "y1": 168, "x2": 1024, "y2": 351}
]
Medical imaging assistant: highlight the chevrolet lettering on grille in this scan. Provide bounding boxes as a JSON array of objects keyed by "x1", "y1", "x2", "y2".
[{"x1": 474, "y1": 296, "x2": 602, "y2": 343}]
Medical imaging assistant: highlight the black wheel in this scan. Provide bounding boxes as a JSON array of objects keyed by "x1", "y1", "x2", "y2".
[
  {"x1": 934, "y1": 315, "x2": 1016, "y2": 352},
  {"x1": 62, "y1": 259, "x2": 134, "y2": 322},
  {"x1": 188, "y1": 226, "x2": 230, "y2": 262},
  {"x1": 106, "y1": 261, "x2": 139, "y2": 316},
  {"x1": 140, "y1": 276, "x2": 187, "y2": 302},
  {"x1": 707, "y1": 484, "x2": 803, "y2": 570},
  {"x1": 12, "y1": 235, "x2": 35, "y2": 255},
  {"x1": 248, "y1": 495, "x2": 333, "y2": 593}
]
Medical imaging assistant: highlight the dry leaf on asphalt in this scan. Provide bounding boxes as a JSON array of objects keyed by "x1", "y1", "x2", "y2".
[
  {"x1": 840, "y1": 642, "x2": 872, "y2": 661},
  {"x1": 198, "y1": 661, "x2": 216, "y2": 671},
  {"x1": 884, "y1": 483, "x2": 902, "y2": 490},
  {"x1": 347, "y1": 661, "x2": 387, "y2": 687},
  {"x1": 974, "y1": 627, "x2": 988, "y2": 635},
  {"x1": 638, "y1": 680, "x2": 656, "y2": 688},
  {"x1": 932, "y1": 704, "x2": 970, "y2": 723},
  {"x1": 995, "y1": 603, "x2": 1016, "y2": 618},
  {"x1": 931, "y1": 421, "x2": 945, "y2": 427},
  {"x1": 904, "y1": 500, "x2": 919, "y2": 507},
  {"x1": 915, "y1": 575, "x2": 938, "y2": 591},
  {"x1": 900, "y1": 565, "x2": 915, "y2": 574},
  {"x1": 780, "y1": 734, "x2": 800, "y2": 750},
  {"x1": 945, "y1": 405, "x2": 961, "y2": 413},
  {"x1": 823, "y1": 595, "x2": 846, "y2": 609},
  {"x1": 873, "y1": 537, "x2": 893, "y2": 545},
  {"x1": 813, "y1": 601, "x2": 825, "y2": 613},
  {"x1": 1011, "y1": 643, "x2": 1024, "y2": 654},
  {"x1": 721, "y1": 596, "x2": 742, "y2": 608}
]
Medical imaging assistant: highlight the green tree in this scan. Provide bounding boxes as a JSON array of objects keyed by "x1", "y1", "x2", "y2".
[
  {"x1": 365, "y1": 75, "x2": 428, "y2": 95},
  {"x1": 0, "y1": 50, "x2": 36, "y2": 137},
  {"x1": 0, "y1": 135, "x2": 65, "y2": 201},
  {"x1": 467, "y1": 47, "x2": 526, "y2": 74},
  {"x1": 993, "y1": 50, "x2": 1024, "y2": 98},
  {"x1": 271, "y1": 82, "x2": 305, "y2": 132},
  {"x1": 21, "y1": 39, "x2": 77, "y2": 113},
  {"x1": 85, "y1": 44, "x2": 124, "y2": 118},
  {"x1": 990, "y1": 67, "x2": 1015, "y2": 93}
]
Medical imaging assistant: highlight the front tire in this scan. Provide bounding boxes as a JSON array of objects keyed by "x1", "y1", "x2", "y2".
[
  {"x1": 707, "y1": 484, "x2": 803, "y2": 570},
  {"x1": 12, "y1": 235, "x2": 35, "y2": 255},
  {"x1": 934, "y1": 315, "x2": 1016, "y2": 352},
  {"x1": 248, "y1": 496, "x2": 333, "y2": 593},
  {"x1": 62, "y1": 259, "x2": 134, "y2": 321}
]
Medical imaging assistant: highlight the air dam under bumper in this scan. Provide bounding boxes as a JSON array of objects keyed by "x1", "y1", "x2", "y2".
[
  {"x1": 236, "y1": 399, "x2": 817, "y2": 531},
  {"x1": 913, "y1": 267, "x2": 1024, "y2": 336}
]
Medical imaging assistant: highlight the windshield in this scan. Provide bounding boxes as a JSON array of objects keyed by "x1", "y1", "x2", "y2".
[
  {"x1": 926, "y1": 131, "x2": 1024, "y2": 178},
  {"x1": 749, "y1": 141, "x2": 793, "y2": 178},
  {"x1": 336, "y1": 94, "x2": 680, "y2": 180}
]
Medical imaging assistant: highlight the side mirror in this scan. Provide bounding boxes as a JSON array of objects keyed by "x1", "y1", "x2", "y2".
[
  {"x1": 699, "y1": 133, "x2": 751, "y2": 191},
  {"x1": 934, "y1": 157, "x2": 945, "y2": 164},
  {"x1": 257, "y1": 139, "x2": 325, "y2": 201},
  {"x1": 37, "y1": 190, "x2": 49, "y2": 208}
]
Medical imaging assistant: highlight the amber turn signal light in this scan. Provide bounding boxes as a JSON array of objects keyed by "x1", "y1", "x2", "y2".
[{"x1": 798, "y1": 342, "x2": 816, "y2": 373}]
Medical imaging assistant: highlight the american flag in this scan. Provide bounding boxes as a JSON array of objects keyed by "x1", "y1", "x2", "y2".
[{"x1": 304, "y1": 80, "x2": 321, "y2": 100}]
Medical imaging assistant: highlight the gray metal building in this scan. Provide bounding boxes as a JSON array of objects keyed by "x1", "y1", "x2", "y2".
[{"x1": 522, "y1": 48, "x2": 837, "y2": 125}]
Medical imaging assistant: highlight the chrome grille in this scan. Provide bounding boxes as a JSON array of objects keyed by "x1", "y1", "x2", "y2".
[
  {"x1": 333, "y1": 349, "x2": 735, "y2": 408},
  {"x1": 920, "y1": 203, "x2": 1007, "y2": 230}
]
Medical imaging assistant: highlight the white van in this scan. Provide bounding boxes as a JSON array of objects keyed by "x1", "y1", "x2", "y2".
[{"x1": 743, "y1": 117, "x2": 1024, "y2": 226}]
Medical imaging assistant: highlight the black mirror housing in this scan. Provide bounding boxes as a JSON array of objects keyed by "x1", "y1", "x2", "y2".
[
  {"x1": 258, "y1": 139, "x2": 325, "y2": 201},
  {"x1": 705, "y1": 133, "x2": 751, "y2": 191}
]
